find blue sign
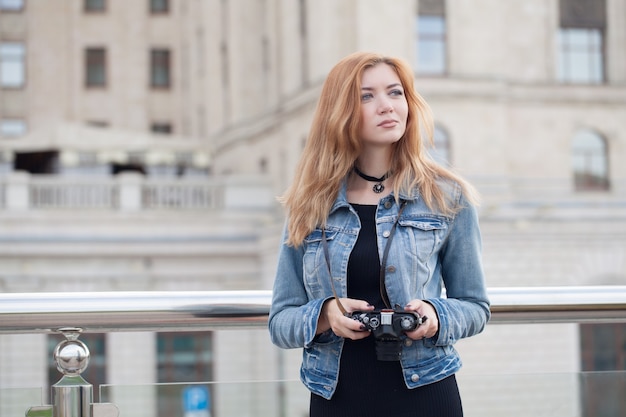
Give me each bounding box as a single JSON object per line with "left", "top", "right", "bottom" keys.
{"left": 183, "top": 386, "right": 210, "bottom": 412}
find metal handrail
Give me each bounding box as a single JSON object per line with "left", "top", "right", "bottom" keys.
{"left": 1, "top": 286, "right": 625, "bottom": 334}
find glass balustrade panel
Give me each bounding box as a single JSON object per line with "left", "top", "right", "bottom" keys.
{"left": 98, "top": 372, "right": 625, "bottom": 417}
{"left": 100, "top": 380, "right": 310, "bottom": 417}
{"left": 0, "top": 388, "right": 43, "bottom": 417}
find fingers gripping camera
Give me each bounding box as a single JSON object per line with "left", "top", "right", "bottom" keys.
{"left": 350, "top": 309, "right": 427, "bottom": 361}
{"left": 350, "top": 309, "right": 425, "bottom": 334}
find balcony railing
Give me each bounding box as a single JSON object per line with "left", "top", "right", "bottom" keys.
{"left": 1, "top": 287, "right": 625, "bottom": 417}
{"left": 3, "top": 173, "right": 626, "bottom": 213}
{"left": 0, "top": 172, "right": 274, "bottom": 211}
{"left": 2, "top": 286, "right": 626, "bottom": 335}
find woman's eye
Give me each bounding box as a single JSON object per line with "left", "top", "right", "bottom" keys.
{"left": 361, "top": 93, "right": 373, "bottom": 101}
{"left": 390, "top": 89, "right": 404, "bottom": 96}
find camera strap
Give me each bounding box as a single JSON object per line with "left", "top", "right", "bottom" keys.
{"left": 321, "top": 201, "right": 407, "bottom": 315}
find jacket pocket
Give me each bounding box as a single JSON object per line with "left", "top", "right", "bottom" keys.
{"left": 302, "top": 228, "right": 337, "bottom": 295}
{"left": 399, "top": 216, "right": 448, "bottom": 261}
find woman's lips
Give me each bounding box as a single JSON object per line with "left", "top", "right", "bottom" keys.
{"left": 378, "top": 119, "right": 398, "bottom": 127}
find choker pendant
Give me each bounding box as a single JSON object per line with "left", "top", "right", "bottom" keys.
{"left": 353, "top": 166, "right": 390, "bottom": 194}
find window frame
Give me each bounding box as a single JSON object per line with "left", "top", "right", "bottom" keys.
{"left": 416, "top": 0, "right": 447, "bottom": 77}
{"left": 150, "top": 48, "right": 171, "bottom": 89}
{"left": 85, "top": 47, "right": 107, "bottom": 88}
{"left": 151, "top": 122, "right": 172, "bottom": 134}
{"left": 558, "top": 0, "right": 606, "bottom": 84}
{"left": 0, "top": 0, "right": 25, "bottom": 12}
{"left": 558, "top": 28, "right": 605, "bottom": 84}
{"left": 0, "top": 118, "right": 26, "bottom": 137}
{"left": 0, "top": 41, "right": 26, "bottom": 89}
{"left": 416, "top": 14, "right": 447, "bottom": 76}
{"left": 150, "top": 0, "right": 169, "bottom": 14}
{"left": 571, "top": 129, "right": 610, "bottom": 192}
{"left": 84, "top": 0, "right": 106, "bottom": 13}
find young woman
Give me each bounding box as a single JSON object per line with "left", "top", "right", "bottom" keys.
{"left": 269, "top": 51, "right": 490, "bottom": 417}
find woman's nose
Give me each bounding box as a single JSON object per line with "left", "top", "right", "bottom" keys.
{"left": 379, "top": 102, "right": 393, "bottom": 114}
{"left": 378, "top": 97, "right": 393, "bottom": 114}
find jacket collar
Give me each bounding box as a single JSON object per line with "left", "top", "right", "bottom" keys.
{"left": 329, "top": 178, "right": 420, "bottom": 214}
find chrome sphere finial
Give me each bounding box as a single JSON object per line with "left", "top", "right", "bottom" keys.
{"left": 53, "top": 327, "right": 90, "bottom": 376}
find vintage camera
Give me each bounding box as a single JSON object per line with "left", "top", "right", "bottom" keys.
{"left": 350, "top": 309, "right": 426, "bottom": 361}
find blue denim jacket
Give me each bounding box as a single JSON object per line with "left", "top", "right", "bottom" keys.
{"left": 268, "top": 179, "right": 490, "bottom": 399}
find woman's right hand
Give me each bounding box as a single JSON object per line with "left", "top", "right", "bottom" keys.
{"left": 316, "top": 298, "right": 375, "bottom": 340}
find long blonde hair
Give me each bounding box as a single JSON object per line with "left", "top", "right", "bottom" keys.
{"left": 281, "top": 52, "right": 477, "bottom": 246}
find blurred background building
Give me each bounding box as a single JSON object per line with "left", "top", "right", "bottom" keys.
{"left": 0, "top": 0, "right": 625, "bottom": 416}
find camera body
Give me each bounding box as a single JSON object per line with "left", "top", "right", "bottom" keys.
{"left": 350, "top": 309, "right": 425, "bottom": 361}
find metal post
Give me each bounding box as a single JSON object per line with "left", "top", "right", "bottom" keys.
{"left": 26, "top": 328, "right": 119, "bottom": 417}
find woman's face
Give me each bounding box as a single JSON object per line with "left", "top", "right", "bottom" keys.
{"left": 358, "top": 63, "right": 408, "bottom": 148}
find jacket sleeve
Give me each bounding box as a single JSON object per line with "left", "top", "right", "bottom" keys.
{"left": 426, "top": 193, "right": 491, "bottom": 347}
{"left": 268, "top": 226, "right": 331, "bottom": 349}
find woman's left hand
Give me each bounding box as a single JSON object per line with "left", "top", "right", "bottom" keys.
{"left": 403, "top": 300, "right": 439, "bottom": 340}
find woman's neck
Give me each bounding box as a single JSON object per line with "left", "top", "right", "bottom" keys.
{"left": 355, "top": 150, "right": 392, "bottom": 178}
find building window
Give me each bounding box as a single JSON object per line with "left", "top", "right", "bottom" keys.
{"left": 0, "top": 0, "right": 24, "bottom": 11}
{"left": 156, "top": 333, "right": 213, "bottom": 417}
{"left": 14, "top": 150, "right": 57, "bottom": 174}
{"left": 0, "top": 150, "right": 12, "bottom": 174}
{"left": 580, "top": 323, "right": 626, "bottom": 417}
{"left": 150, "top": 48, "right": 171, "bottom": 88}
{"left": 558, "top": 0, "right": 606, "bottom": 84}
{"left": 1, "top": 119, "right": 26, "bottom": 137}
{"left": 84, "top": 0, "right": 105, "bottom": 12}
{"left": 85, "top": 47, "right": 106, "bottom": 87}
{"left": 150, "top": 0, "right": 168, "bottom": 14}
{"left": 298, "top": 0, "right": 309, "bottom": 86}
{"left": 0, "top": 42, "right": 25, "bottom": 88}
{"left": 151, "top": 122, "right": 172, "bottom": 134}
{"left": 416, "top": 0, "right": 446, "bottom": 75}
{"left": 48, "top": 334, "right": 106, "bottom": 402}
{"left": 558, "top": 29, "right": 604, "bottom": 83}
{"left": 571, "top": 129, "right": 609, "bottom": 191}
{"left": 86, "top": 120, "right": 109, "bottom": 128}
{"left": 429, "top": 124, "right": 451, "bottom": 166}
{"left": 157, "top": 332, "right": 213, "bottom": 383}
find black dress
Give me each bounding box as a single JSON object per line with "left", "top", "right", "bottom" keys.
{"left": 309, "top": 204, "right": 463, "bottom": 417}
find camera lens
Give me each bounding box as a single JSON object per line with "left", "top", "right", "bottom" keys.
{"left": 400, "top": 316, "right": 415, "bottom": 330}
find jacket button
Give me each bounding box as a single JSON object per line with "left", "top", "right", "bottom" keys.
{"left": 411, "top": 374, "right": 420, "bottom": 382}
{"left": 404, "top": 339, "right": 413, "bottom": 347}
{"left": 382, "top": 230, "right": 390, "bottom": 238}
{"left": 384, "top": 201, "right": 392, "bottom": 209}
{"left": 387, "top": 266, "right": 396, "bottom": 273}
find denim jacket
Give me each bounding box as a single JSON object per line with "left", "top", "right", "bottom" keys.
{"left": 268, "top": 179, "right": 490, "bottom": 400}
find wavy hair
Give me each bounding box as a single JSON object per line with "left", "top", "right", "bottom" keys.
{"left": 281, "top": 51, "right": 478, "bottom": 246}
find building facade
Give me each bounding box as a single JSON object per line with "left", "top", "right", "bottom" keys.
{"left": 1, "top": 0, "right": 625, "bottom": 416}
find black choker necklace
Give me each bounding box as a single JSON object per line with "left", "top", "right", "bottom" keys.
{"left": 353, "top": 166, "right": 390, "bottom": 193}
